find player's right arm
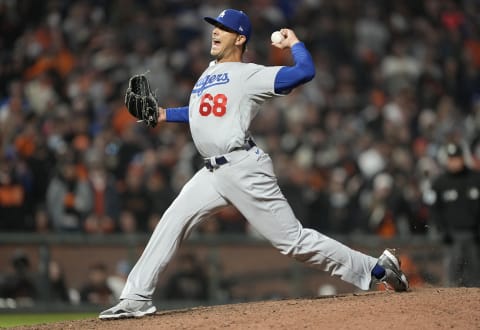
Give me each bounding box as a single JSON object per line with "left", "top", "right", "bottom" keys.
{"left": 158, "top": 106, "right": 189, "bottom": 123}
{"left": 272, "top": 29, "right": 315, "bottom": 94}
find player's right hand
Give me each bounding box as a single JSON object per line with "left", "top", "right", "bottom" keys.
{"left": 271, "top": 28, "right": 300, "bottom": 49}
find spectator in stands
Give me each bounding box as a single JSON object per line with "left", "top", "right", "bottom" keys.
{"left": 165, "top": 253, "right": 209, "bottom": 301}
{"left": 303, "top": 168, "right": 331, "bottom": 233}
{"left": 83, "top": 160, "right": 119, "bottom": 234}
{"left": 0, "top": 250, "right": 37, "bottom": 306}
{"left": 319, "top": 167, "right": 354, "bottom": 234}
{"left": 107, "top": 260, "right": 131, "bottom": 300}
{"left": 117, "top": 209, "right": 138, "bottom": 233}
{"left": 46, "top": 154, "right": 93, "bottom": 232}
{"left": 119, "top": 160, "right": 152, "bottom": 232}
{"left": 359, "top": 172, "right": 415, "bottom": 238}
{"left": 42, "top": 260, "right": 71, "bottom": 303}
{"left": 24, "top": 128, "right": 56, "bottom": 225}
{"left": 79, "top": 263, "right": 114, "bottom": 305}
{"left": 33, "top": 204, "right": 50, "bottom": 233}
{"left": 145, "top": 168, "right": 175, "bottom": 231}
{"left": 0, "top": 160, "right": 27, "bottom": 231}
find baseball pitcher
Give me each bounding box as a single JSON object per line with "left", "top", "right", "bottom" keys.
{"left": 100, "top": 9, "right": 409, "bottom": 319}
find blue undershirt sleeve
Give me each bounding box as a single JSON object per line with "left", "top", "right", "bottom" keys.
{"left": 165, "top": 106, "right": 189, "bottom": 123}
{"left": 274, "top": 42, "right": 315, "bottom": 94}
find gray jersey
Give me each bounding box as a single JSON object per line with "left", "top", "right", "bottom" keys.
{"left": 189, "top": 62, "right": 282, "bottom": 157}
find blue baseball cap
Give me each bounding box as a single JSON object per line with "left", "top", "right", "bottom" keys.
{"left": 204, "top": 9, "right": 251, "bottom": 42}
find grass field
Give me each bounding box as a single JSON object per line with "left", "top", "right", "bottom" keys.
{"left": 0, "top": 313, "right": 97, "bottom": 328}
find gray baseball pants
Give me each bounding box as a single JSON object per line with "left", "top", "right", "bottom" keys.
{"left": 121, "top": 147, "right": 377, "bottom": 300}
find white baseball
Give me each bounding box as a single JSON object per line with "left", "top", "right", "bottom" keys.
{"left": 271, "top": 31, "right": 284, "bottom": 44}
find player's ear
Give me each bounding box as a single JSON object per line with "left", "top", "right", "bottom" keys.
{"left": 235, "top": 35, "right": 247, "bottom": 47}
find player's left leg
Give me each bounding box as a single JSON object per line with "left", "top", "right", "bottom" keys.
{"left": 120, "top": 167, "right": 229, "bottom": 300}
{"left": 100, "top": 168, "right": 229, "bottom": 319}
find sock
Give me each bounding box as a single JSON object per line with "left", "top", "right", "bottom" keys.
{"left": 371, "top": 264, "right": 386, "bottom": 279}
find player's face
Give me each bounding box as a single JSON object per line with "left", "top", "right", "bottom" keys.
{"left": 210, "top": 26, "right": 240, "bottom": 61}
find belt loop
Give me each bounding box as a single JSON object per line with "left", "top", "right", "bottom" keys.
{"left": 205, "top": 156, "right": 228, "bottom": 171}
{"left": 243, "top": 137, "right": 256, "bottom": 150}
{"left": 210, "top": 157, "right": 217, "bottom": 168}
{"left": 206, "top": 157, "right": 217, "bottom": 171}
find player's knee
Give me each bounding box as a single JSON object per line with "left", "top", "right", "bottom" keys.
{"left": 275, "top": 228, "right": 319, "bottom": 262}
{"left": 275, "top": 236, "right": 308, "bottom": 261}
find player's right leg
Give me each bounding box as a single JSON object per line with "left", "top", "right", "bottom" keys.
{"left": 373, "top": 248, "right": 409, "bottom": 291}
{"left": 215, "top": 147, "right": 408, "bottom": 291}
{"left": 99, "top": 168, "right": 228, "bottom": 320}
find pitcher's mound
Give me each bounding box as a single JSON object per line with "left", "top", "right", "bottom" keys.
{"left": 13, "top": 287, "right": 480, "bottom": 329}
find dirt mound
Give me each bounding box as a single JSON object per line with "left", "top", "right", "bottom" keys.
{"left": 13, "top": 287, "right": 480, "bottom": 330}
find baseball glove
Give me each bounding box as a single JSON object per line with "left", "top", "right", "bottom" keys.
{"left": 125, "top": 74, "right": 159, "bottom": 128}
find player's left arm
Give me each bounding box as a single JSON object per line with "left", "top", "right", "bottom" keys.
{"left": 158, "top": 106, "right": 189, "bottom": 123}
{"left": 272, "top": 29, "right": 315, "bottom": 94}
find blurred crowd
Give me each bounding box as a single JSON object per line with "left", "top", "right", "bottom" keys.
{"left": 0, "top": 0, "right": 479, "bottom": 238}
{"left": 0, "top": 249, "right": 216, "bottom": 307}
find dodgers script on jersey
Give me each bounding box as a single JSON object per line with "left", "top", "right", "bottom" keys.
{"left": 189, "top": 62, "right": 282, "bottom": 157}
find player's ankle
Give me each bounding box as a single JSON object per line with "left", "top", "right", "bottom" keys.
{"left": 371, "top": 264, "right": 386, "bottom": 279}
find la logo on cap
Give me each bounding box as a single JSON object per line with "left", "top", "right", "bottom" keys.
{"left": 219, "top": 10, "right": 226, "bottom": 18}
